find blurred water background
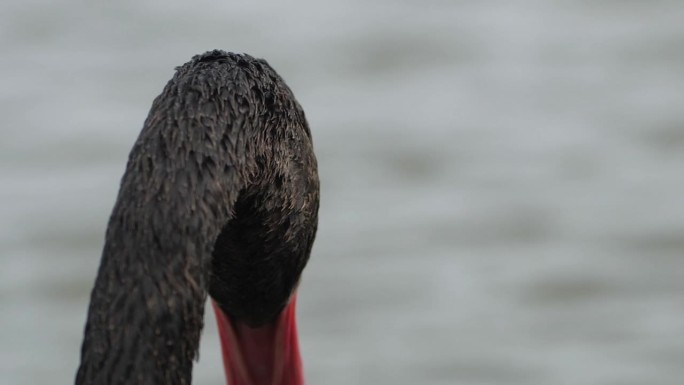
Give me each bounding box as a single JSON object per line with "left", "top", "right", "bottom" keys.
{"left": 1, "top": 1, "right": 683, "bottom": 384}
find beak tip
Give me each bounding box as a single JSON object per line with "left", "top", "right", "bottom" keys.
{"left": 212, "top": 295, "right": 304, "bottom": 385}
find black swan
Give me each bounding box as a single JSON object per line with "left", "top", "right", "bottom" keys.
{"left": 75, "top": 50, "right": 319, "bottom": 385}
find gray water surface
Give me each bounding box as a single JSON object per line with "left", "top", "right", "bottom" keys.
{"left": 2, "top": 1, "right": 684, "bottom": 384}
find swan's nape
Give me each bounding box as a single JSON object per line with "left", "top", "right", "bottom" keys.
{"left": 75, "top": 50, "right": 319, "bottom": 385}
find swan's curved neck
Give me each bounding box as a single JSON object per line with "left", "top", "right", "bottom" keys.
{"left": 75, "top": 188, "right": 230, "bottom": 384}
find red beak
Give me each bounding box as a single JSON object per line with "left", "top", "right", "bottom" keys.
{"left": 212, "top": 295, "right": 304, "bottom": 385}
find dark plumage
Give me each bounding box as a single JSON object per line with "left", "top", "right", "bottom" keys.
{"left": 75, "top": 50, "right": 319, "bottom": 385}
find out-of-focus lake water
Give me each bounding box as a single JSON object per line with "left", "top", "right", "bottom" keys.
{"left": 1, "top": 1, "right": 683, "bottom": 384}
